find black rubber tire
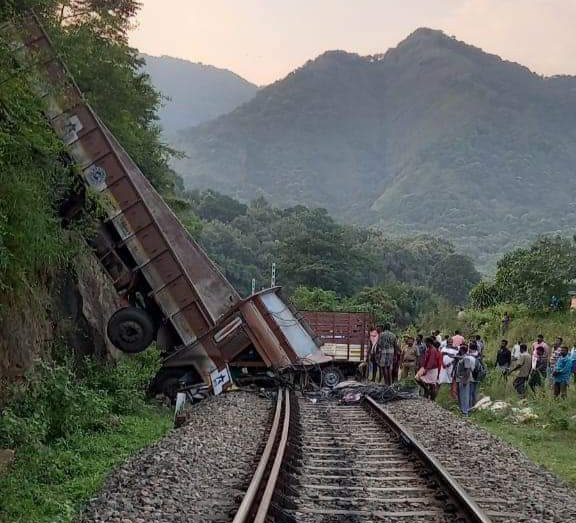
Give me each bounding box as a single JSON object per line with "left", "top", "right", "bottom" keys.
{"left": 107, "top": 307, "right": 155, "bottom": 353}
{"left": 322, "top": 366, "right": 344, "bottom": 388}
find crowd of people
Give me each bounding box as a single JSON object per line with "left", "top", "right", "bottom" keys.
{"left": 363, "top": 325, "right": 575, "bottom": 416}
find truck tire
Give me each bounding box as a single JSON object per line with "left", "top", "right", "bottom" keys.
{"left": 322, "top": 366, "right": 344, "bottom": 388}
{"left": 107, "top": 307, "right": 155, "bottom": 353}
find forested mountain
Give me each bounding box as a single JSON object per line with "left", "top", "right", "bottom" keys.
{"left": 141, "top": 54, "right": 257, "bottom": 136}
{"left": 173, "top": 28, "right": 576, "bottom": 269}
{"left": 169, "top": 189, "right": 480, "bottom": 309}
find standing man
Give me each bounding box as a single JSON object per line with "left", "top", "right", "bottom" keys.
{"left": 415, "top": 334, "right": 426, "bottom": 367}
{"left": 475, "top": 335, "right": 485, "bottom": 358}
{"left": 549, "top": 337, "right": 563, "bottom": 368}
{"left": 507, "top": 344, "right": 531, "bottom": 396}
{"left": 378, "top": 323, "right": 399, "bottom": 386}
{"left": 455, "top": 344, "right": 476, "bottom": 416}
{"left": 366, "top": 327, "right": 380, "bottom": 382}
{"left": 511, "top": 338, "right": 523, "bottom": 363}
{"left": 496, "top": 340, "right": 512, "bottom": 374}
{"left": 552, "top": 346, "right": 572, "bottom": 398}
{"left": 468, "top": 341, "right": 481, "bottom": 407}
{"left": 531, "top": 334, "right": 550, "bottom": 370}
{"left": 530, "top": 340, "right": 549, "bottom": 392}
{"left": 440, "top": 334, "right": 449, "bottom": 349}
{"left": 452, "top": 330, "right": 465, "bottom": 348}
{"left": 400, "top": 337, "right": 418, "bottom": 380}
{"left": 501, "top": 312, "right": 511, "bottom": 334}
{"left": 438, "top": 338, "right": 458, "bottom": 391}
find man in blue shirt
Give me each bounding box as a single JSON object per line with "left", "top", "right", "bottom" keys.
{"left": 552, "top": 346, "right": 572, "bottom": 398}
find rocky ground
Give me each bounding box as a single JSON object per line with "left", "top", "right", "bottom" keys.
{"left": 384, "top": 398, "right": 576, "bottom": 523}
{"left": 77, "top": 391, "right": 271, "bottom": 523}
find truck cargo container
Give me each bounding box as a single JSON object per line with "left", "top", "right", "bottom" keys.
{"left": 2, "top": 12, "right": 330, "bottom": 398}
{"left": 300, "top": 311, "right": 374, "bottom": 386}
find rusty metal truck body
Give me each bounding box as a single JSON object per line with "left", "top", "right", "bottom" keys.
{"left": 300, "top": 311, "right": 374, "bottom": 385}
{"left": 3, "top": 13, "right": 328, "bottom": 396}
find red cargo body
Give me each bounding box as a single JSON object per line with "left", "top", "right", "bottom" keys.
{"left": 300, "top": 311, "right": 374, "bottom": 381}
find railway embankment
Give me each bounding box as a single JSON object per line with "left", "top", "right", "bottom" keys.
{"left": 78, "top": 391, "right": 271, "bottom": 523}
{"left": 385, "top": 398, "right": 576, "bottom": 523}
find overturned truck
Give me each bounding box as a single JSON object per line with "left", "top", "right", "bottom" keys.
{"left": 2, "top": 12, "right": 330, "bottom": 398}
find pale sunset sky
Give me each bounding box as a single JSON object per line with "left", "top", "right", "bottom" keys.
{"left": 130, "top": 0, "right": 576, "bottom": 85}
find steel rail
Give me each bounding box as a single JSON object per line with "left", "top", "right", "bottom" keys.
{"left": 232, "top": 388, "right": 290, "bottom": 523}
{"left": 364, "top": 396, "right": 493, "bottom": 523}
{"left": 253, "top": 390, "right": 290, "bottom": 523}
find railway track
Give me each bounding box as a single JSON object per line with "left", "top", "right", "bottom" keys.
{"left": 233, "top": 389, "right": 495, "bottom": 523}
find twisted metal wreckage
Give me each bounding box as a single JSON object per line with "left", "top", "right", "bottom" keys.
{"left": 1, "top": 12, "right": 335, "bottom": 402}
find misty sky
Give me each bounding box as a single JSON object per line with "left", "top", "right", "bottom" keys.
{"left": 130, "top": 0, "right": 576, "bottom": 85}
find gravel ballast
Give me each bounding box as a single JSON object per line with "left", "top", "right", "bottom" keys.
{"left": 78, "top": 391, "right": 271, "bottom": 523}
{"left": 384, "top": 398, "right": 576, "bottom": 523}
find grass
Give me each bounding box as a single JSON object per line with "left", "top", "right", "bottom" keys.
{"left": 436, "top": 373, "right": 576, "bottom": 487}
{"left": 424, "top": 304, "right": 576, "bottom": 486}
{"left": 476, "top": 419, "right": 576, "bottom": 486}
{"left": 0, "top": 405, "right": 171, "bottom": 523}
{"left": 0, "top": 348, "right": 172, "bottom": 523}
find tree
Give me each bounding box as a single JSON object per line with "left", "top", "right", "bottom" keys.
{"left": 469, "top": 281, "right": 500, "bottom": 309}
{"left": 347, "top": 283, "right": 440, "bottom": 327}
{"left": 192, "top": 190, "right": 248, "bottom": 224}
{"left": 275, "top": 208, "right": 365, "bottom": 295}
{"left": 430, "top": 253, "right": 481, "bottom": 304}
{"left": 493, "top": 236, "right": 576, "bottom": 308}
{"left": 1, "top": 0, "right": 180, "bottom": 195}
{"left": 291, "top": 287, "right": 340, "bottom": 311}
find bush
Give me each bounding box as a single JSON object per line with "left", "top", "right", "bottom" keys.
{"left": 469, "top": 281, "right": 501, "bottom": 309}
{"left": 0, "top": 348, "right": 163, "bottom": 449}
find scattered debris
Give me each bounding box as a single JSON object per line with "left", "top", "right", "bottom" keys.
{"left": 472, "top": 396, "right": 492, "bottom": 410}
{"left": 510, "top": 407, "right": 539, "bottom": 424}
{"left": 471, "top": 396, "right": 538, "bottom": 424}
{"left": 327, "top": 381, "right": 419, "bottom": 403}
{"left": 471, "top": 396, "right": 510, "bottom": 412}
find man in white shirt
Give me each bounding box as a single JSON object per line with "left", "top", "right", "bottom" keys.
{"left": 511, "top": 338, "right": 523, "bottom": 362}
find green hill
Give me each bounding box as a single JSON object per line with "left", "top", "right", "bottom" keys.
{"left": 173, "top": 28, "right": 576, "bottom": 269}
{"left": 141, "top": 54, "right": 257, "bottom": 137}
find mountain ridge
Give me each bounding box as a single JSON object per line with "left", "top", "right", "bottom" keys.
{"left": 171, "top": 29, "right": 576, "bottom": 269}
{"left": 141, "top": 53, "right": 258, "bottom": 136}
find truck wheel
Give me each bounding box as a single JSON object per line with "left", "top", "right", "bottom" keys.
{"left": 322, "top": 366, "right": 344, "bottom": 387}
{"left": 107, "top": 307, "right": 155, "bottom": 353}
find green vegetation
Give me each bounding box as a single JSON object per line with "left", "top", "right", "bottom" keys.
{"left": 0, "top": 348, "right": 171, "bottom": 523}
{"left": 0, "top": 44, "right": 78, "bottom": 293}
{"left": 293, "top": 283, "right": 440, "bottom": 327}
{"left": 0, "top": 4, "right": 178, "bottom": 522}
{"left": 477, "top": 416, "right": 576, "bottom": 487}
{"left": 469, "top": 236, "right": 576, "bottom": 310}
{"left": 174, "top": 190, "right": 480, "bottom": 310}
{"left": 0, "top": 0, "right": 180, "bottom": 294}
{"left": 172, "top": 28, "right": 576, "bottom": 270}
{"left": 427, "top": 235, "right": 576, "bottom": 486}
